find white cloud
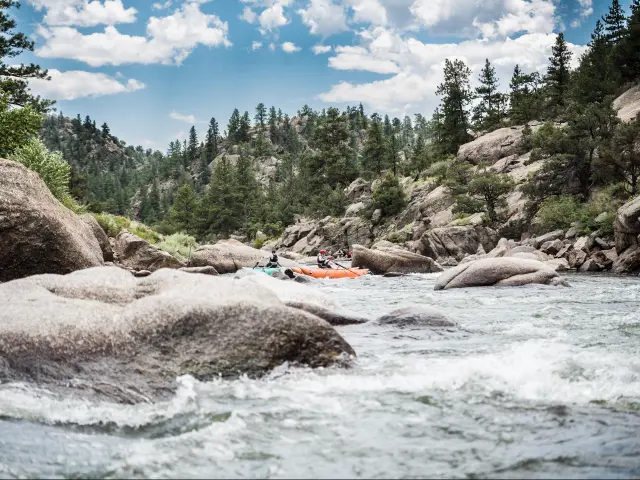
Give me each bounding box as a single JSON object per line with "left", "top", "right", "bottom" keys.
{"left": 281, "top": 41, "right": 301, "bottom": 52}
{"left": 240, "top": 6, "right": 258, "bottom": 23}
{"left": 252, "top": 40, "right": 263, "bottom": 50}
{"left": 152, "top": 0, "right": 172, "bottom": 10}
{"left": 269, "top": 42, "right": 276, "bottom": 50}
{"left": 28, "top": 69, "right": 145, "bottom": 100}
{"left": 27, "top": 0, "right": 137, "bottom": 27}
{"left": 35, "top": 2, "right": 231, "bottom": 66}
{"left": 170, "top": 111, "right": 200, "bottom": 124}
{"left": 345, "top": 0, "right": 388, "bottom": 26}
{"left": 298, "top": 0, "right": 348, "bottom": 36}
{"left": 259, "top": 1, "right": 290, "bottom": 32}
{"left": 313, "top": 44, "right": 332, "bottom": 54}
{"left": 319, "top": 29, "right": 586, "bottom": 115}
{"left": 408, "top": 0, "right": 557, "bottom": 38}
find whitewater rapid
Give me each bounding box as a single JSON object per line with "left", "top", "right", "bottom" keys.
{"left": 1, "top": 272, "right": 639, "bottom": 478}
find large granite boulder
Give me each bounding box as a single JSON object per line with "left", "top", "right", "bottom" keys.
{"left": 434, "top": 257, "right": 567, "bottom": 290}
{"left": 0, "top": 267, "right": 354, "bottom": 404}
{"left": 613, "top": 84, "right": 640, "bottom": 123}
{"left": 614, "top": 196, "right": 640, "bottom": 253}
{"left": 115, "top": 230, "right": 184, "bottom": 272}
{"left": 457, "top": 126, "right": 527, "bottom": 165}
{"left": 191, "top": 239, "right": 296, "bottom": 273}
{"left": 418, "top": 225, "right": 499, "bottom": 262}
{"left": 351, "top": 243, "right": 443, "bottom": 274}
{"left": 81, "top": 214, "right": 114, "bottom": 262}
{"left": 0, "top": 159, "right": 103, "bottom": 282}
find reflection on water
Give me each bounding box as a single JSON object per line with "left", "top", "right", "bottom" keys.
{"left": 1, "top": 273, "right": 640, "bottom": 479}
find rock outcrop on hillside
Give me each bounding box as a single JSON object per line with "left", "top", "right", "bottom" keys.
{"left": 457, "top": 125, "right": 531, "bottom": 165}
{"left": 115, "top": 230, "right": 185, "bottom": 272}
{"left": 0, "top": 267, "right": 355, "bottom": 403}
{"left": 351, "top": 243, "right": 443, "bottom": 274}
{"left": 0, "top": 159, "right": 104, "bottom": 282}
{"left": 417, "top": 225, "right": 499, "bottom": 264}
{"left": 434, "top": 257, "right": 567, "bottom": 290}
{"left": 613, "top": 84, "right": 640, "bottom": 123}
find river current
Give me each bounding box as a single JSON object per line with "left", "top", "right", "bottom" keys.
{"left": 1, "top": 272, "right": 639, "bottom": 478}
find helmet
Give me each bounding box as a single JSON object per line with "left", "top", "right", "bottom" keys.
{"left": 272, "top": 249, "right": 276, "bottom": 254}
{"left": 320, "top": 250, "right": 327, "bottom": 254}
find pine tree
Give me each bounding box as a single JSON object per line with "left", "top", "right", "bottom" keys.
{"left": 544, "top": 33, "right": 573, "bottom": 117}
{"left": 410, "top": 134, "right": 429, "bottom": 175}
{"left": 239, "top": 111, "right": 251, "bottom": 143}
{"left": 198, "top": 155, "right": 241, "bottom": 237}
{"left": 254, "top": 103, "right": 268, "bottom": 155}
{"left": 312, "top": 107, "right": 356, "bottom": 188}
{"left": 204, "top": 117, "right": 218, "bottom": 164}
{"left": 235, "top": 151, "right": 259, "bottom": 233}
{"left": 619, "top": 1, "right": 640, "bottom": 82}
{"left": 383, "top": 114, "right": 392, "bottom": 137}
{"left": 571, "top": 20, "right": 618, "bottom": 105}
{"left": 227, "top": 109, "right": 240, "bottom": 143}
{"left": 402, "top": 115, "right": 413, "bottom": 149}
{"left": 169, "top": 183, "right": 197, "bottom": 232}
{"left": 146, "top": 180, "right": 162, "bottom": 223}
{"left": 268, "top": 105, "right": 278, "bottom": 144}
{"left": 83, "top": 115, "right": 92, "bottom": 131}
{"left": 509, "top": 65, "right": 542, "bottom": 124}
{"left": 362, "top": 114, "right": 387, "bottom": 176}
{"left": 436, "top": 58, "right": 473, "bottom": 154}
{"left": 0, "top": 1, "right": 53, "bottom": 113}
{"left": 387, "top": 130, "right": 400, "bottom": 176}
{"left": 473, "top": 59, "right": 503, "bottom": 131}
{"left": 602, "top": 0, "right": 627, "bottom": 43}
{"left": 603, "top": 116, "right": 640, "bottom": 194}
{"left": 187, "top": 126, "right": 198, "bottom": 165}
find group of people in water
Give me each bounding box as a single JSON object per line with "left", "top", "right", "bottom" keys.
{"left": 265, "top": 248, "right": 352, "bottom": 269}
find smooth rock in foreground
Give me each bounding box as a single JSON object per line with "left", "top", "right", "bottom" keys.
{"left": 352, "top": 243, "right": 443, "bottom": 274}
{"left": 434, "top": 257, "right": 568, "bottom": 290}
{"left": 0, "top": 267, "right": 354, "bottom": 404}
{"left": 0, "top": 159, "right": 104, "bottom": 282}
{"left": 376, "top": 306, "right": 457, "bottom": 329}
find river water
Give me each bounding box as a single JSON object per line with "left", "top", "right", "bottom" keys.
{"left": 1, "top": 272, "right": 640, "bottom": 478}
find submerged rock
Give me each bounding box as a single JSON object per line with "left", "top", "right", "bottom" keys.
{"left": 434, "top": 257, "right": 568, "bottom": 290}
{"left": 0, "top": 267, "right": 354, "bottom": 404}
{"left": 0, "top": 159, "right": 104, "bottom": 282}
{"left": 376, "top": 306, "right": 457, "bottom": 329}
{"left": 179, "top": 266, "right": 219, "bottom": 275}
{"left": 115, "top": 230, "right": 184, "bottom": 272}
{"left": 285, "top": 301, "right": 367, "bottom": 326}
{"left": 351, "top": 244, "right": 443, "bottom": 274}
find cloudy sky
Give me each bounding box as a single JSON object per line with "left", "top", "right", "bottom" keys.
{"left": 14, "top": 0, "right": 623, "bottom": 150}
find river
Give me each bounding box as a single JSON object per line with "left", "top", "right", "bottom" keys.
{"left": 1, "top": 272, "right": 639, "bottom": 478}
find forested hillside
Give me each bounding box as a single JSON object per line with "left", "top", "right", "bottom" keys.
{"left": 39, "top": 0, "right": 640, "bottom": 246}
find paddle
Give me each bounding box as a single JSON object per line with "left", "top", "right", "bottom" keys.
{"left": 330, "top": 259, "right": 360, "bottom": 275}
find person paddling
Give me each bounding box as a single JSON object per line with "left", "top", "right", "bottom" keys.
{"left": 266, "top": 249, "right": 280, "bottom": 268}
{"left": 317, "top": 250, "right": 331, "bottom": 269}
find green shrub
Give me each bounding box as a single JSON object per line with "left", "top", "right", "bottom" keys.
{"left": 156, "top": 232, "right": 198, "bottom": 261}
{"left": 0, "top": 92, "right": 42, "bottom": 158}
{"left": 92, "top": 213, "right": 161, "bottom": 243}
{"left": 372, "top": 174, "right": 406, "bottom": 217}
{"left": 9, "top": 138, "right": 71, "bottom": 201}
{"left": 252, "top": 237, "right": 267, "bottom": 249}
{"left": 533, "top": 195, "right": 583, "bottom": 232}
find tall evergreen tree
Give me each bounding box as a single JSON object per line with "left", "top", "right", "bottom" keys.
{"left": 169, "top": 183, "right": 197, "bottom": 232}
{"left": 239, "top": 111, "right": 251, "bottom": 143}
{"left": 187, "top": 126, "right": 198, "bottom": 165}
{"left": 312, "top": 107, "right": 356, "bottom": 188}
{"left": 198, "top": 155, "right": 240, "bottom": 237}
{"left": 383, "top": 114, "right": 392, "bottom": 137}
{"left": 362, "top": 114, "right": 387, "bottom": 176}
{"left": 473, "top": 59, "right": 503, "bottom": 131}
{"left": 602, "top": 0, "right": 627, "bottom": 43}
{"left": 619, "top": 1, "right": 640, "bottom": 82}
{"left": 544, "top": 33, "right": 573, "bottom": 117}
{"left": 436, "top": 58, "right": 473, "bottom": 154}
{"left": 101, "top": 122, "right": 110, "bottom": 137}
{"left": 268, "top": 105, "right": 278, "bottom": 143}
{"left": 204, "top": 117, "right": 219, "bottom": 164}
{"left": 227, "top": 109, "right": 240, "bottom": 143}
{"left": 0, "top": 1, "right": 53, "bottom": 113}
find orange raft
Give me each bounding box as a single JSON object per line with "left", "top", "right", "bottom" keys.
{"left": 291, "top": 266, "right": 369, "bottom": 279}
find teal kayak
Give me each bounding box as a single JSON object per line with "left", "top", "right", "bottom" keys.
{"left": 242, "top": 267, "right": 284, "bottom": 276}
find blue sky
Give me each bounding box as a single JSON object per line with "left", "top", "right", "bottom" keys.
{"left": 13, "top": 0, "right": 627, "bottom": 151}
